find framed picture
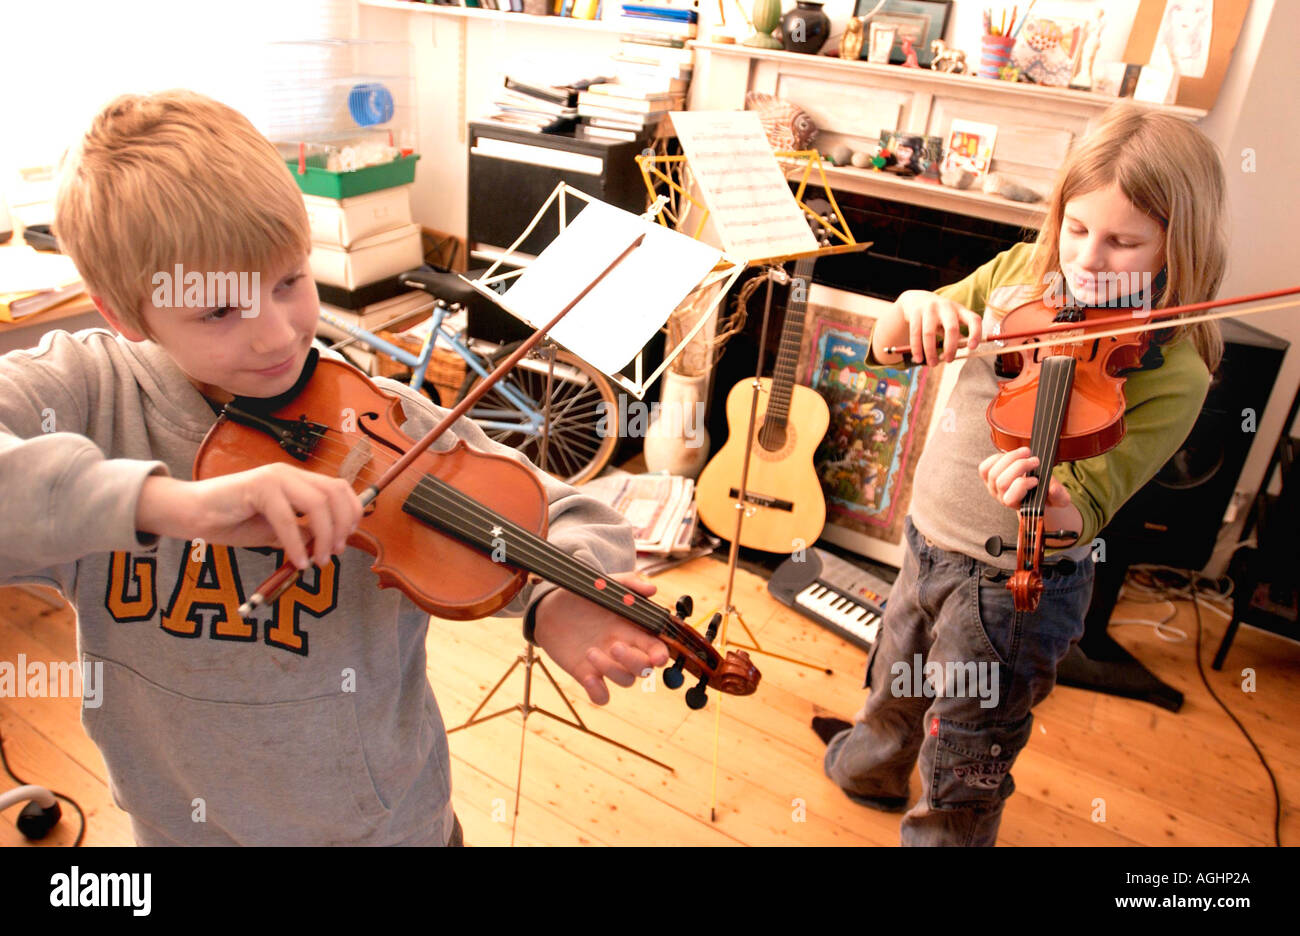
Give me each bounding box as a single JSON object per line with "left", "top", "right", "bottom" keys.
{"left": 853, "top": 0, "right": 953, "bottom": 66}
{"left": 940, "top": 118, "right": 998, "bottom": 177}
{"left": 1123, "top": 0, "right": 1251, "bottom": 110}
{"left": 796, "top": 285, "right": 942, "bottom": 567}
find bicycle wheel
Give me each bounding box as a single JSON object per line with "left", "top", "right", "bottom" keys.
{"left": 458, "top": 342, "right": 621, "bottom": 485}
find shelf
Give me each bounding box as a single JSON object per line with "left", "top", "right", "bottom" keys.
{"left": 358, "top": 0, "right": 697, "bottom": 38}
{"left": 689, "top": 42, "right": 1208, "bottom": 121}
{"left": 812, "top": 165, "right": 1047, "bottom": 229}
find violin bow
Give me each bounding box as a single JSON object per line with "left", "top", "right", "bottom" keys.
{"left": 239, "top": 233, "right": 646, "bottom": 615}
{"left": 882, "top": 285, "right": 1300, "bottom": 362}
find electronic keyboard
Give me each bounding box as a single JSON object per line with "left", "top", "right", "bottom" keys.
{"left": 767, "top": 548, "right": 892, "bottom": 652}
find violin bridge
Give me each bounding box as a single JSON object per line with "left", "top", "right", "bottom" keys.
{"left": 338, "top": 437, "right": 373, "bottom": 484}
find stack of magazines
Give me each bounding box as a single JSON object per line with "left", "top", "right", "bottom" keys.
{"left": 486, "top": 76, "right": 581, "bottom": 133}
{"left": 579, "top": 471, "right": 717, "bottom": 563}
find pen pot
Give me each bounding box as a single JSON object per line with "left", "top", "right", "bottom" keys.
{"left": 978, "top": 33, "right": 1016, "bottom": 79}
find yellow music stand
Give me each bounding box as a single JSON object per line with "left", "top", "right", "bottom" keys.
{"left": 637, "top": 146, "right": 873, "bottom": 819}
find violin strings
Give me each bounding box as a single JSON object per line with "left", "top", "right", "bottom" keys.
{"left": 402, "top": 479, "right": 706, "bottom": 651}
{"left": 253, "top": 423, "right": 703, "bottom": 651}
{"left": 1022, "top": 354, "right": 1074, "bottom": 569}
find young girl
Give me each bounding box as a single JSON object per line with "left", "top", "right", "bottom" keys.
{"left": 816, "top": 100, "right": 1226, "bottom": 846}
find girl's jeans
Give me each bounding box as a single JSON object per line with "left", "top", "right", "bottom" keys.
{"left": 823, "top": 516, "right": 1094, "bottom": 846}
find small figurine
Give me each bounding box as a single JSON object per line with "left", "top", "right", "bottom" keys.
{"left": 840, "top": 15, "right": 866, "bottom": 61}
{"left": 900, "top": 36, "right": 920, "bottom": 68}
{"left": 929, "top": 39, "right": 968, "bottom": 74}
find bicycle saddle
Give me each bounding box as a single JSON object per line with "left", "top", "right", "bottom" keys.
{"left": 399, "top": 267, "right": 494, "bottom": 317}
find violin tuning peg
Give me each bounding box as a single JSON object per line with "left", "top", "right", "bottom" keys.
{"left": 985, "top": 535, "right": 1008, "bottom": 558}
{"left": 704, "top": 612, "right": 722, "bottom": 643}
{"left": 663, "top": 656, "right": 686, "bottom": 690}
{"left": 685, "top": 675, "right": 709, "bottom": 710}
{"left": 675, "top": 595, "right": 693, "bottom": 619}
{"left": 1045, "top": 530, "right": 1080, "bottom": 542}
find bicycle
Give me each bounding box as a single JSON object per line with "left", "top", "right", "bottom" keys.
{"left": 315, "top": 267, "right": 621, "bottom": 485}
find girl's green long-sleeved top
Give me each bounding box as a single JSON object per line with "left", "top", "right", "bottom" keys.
{"left": 905, "top": 243, "right": 1211, "bottom": 568}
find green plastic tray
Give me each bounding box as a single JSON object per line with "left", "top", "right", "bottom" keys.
{"left": 287, "top": 153, "right": 419, "bottom": 199}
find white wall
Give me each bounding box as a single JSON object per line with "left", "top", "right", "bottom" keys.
{"left": 0, "top": 0, "right": 357, "bottom": 214}
{"left": 1196, "top": 0, "right": 1298, "bottom": 486}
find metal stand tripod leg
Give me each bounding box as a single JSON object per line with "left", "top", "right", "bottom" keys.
{"left": 445, "top": 341, "right": 671, "bottom": 847}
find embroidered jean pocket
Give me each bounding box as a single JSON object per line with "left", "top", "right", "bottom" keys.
{"left": 929, "top": 714, "right": 1033, "bottom": 811}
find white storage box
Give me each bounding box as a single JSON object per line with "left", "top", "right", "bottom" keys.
{"left": 310, "top": 222, "right": 423, "bottom": 290}
{"left": 304, "top": 186, "right": 414, "bottom": 248}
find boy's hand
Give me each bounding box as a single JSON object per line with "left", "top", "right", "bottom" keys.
{"left": 532, "top": 572, "right": 671, "bottom": 706}
{"left": 137, "top": 466, "right": 364, "bottom": 569}
{"left": 978, "top": 447, "right": 1072, "bottom": 510}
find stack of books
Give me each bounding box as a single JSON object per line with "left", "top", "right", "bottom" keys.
{"left": 552, "top": 0, "right": 602, "bottom": 17}
{"left": 484, "top": 76, "right": 581, "bottom": 134}
{"left": 575, "top": 34, "right": 693, "bottom": 142}
{"left": 617, "top": 0, "right": 699, "bottom": 35}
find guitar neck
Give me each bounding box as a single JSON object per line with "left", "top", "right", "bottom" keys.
{"left": 767, "top": 256, "right": 817, "bottom": 426}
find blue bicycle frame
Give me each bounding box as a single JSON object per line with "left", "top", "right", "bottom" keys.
{"left": 318, "top": 305, "right": 545, "bottom": 437}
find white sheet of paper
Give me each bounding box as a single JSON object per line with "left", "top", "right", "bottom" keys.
{"left": 501, "top": 199, "right": 722, "bottom": 375}
{"left": 668, "top": 110, "right": 818, "bottom": 262}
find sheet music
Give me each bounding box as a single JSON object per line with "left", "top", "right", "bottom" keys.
{"left": 501, "top": 199, "right": 722, "bottom": 375}
{"left": 669, "top": 110, "right": 818, "bottom": 261}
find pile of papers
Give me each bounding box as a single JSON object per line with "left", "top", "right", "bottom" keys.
{"left": 579, "top": 470, "right": 702, "bottom": 556}
{"left": 0, "top": 247, "right": 85, "bottom": 322}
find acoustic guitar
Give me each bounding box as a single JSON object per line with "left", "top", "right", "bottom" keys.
{"left": 695, "top": 253, "right": 829, "bottom": 553}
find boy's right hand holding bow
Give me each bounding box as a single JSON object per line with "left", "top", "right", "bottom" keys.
{"left": 136, "top": 465, "right": 365, "bottom": 570}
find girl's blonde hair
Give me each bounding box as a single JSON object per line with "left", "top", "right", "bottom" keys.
{"left": 55, "top": 90, "right": 311, "bottom": 339}
{"left": 1032, "top": 99, "right": 1225, "bottom": 372}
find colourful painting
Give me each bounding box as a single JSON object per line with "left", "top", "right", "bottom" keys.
{"left": 797, "top": 299, "right": 937, "bottom": 549}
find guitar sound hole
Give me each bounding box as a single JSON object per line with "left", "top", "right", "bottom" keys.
{"left": 757, "top": 421, "right": 788, "bottom": 452}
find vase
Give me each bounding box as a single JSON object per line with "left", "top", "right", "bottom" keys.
{"left": 744, "top": 0, "right": 784, "bottom": 49}
{"left": 780, "top": 1, "right": 831, "bottom": 55}
{"left": 643, "top": 370, "right": 711, "bottom": 479}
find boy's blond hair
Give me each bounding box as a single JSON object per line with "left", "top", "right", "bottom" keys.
{"left": 1032, "top": 99, "right": 1225, "bottom": 372}
{"left": 55, "top": 90, "right": 311, "bottom": 339}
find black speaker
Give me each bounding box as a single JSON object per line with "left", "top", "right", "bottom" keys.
{"left": 1102, "top": 317, "right": 1289, "bottom": 570}
{"left": 1061, "top": 317, "right": 1290, "bottom": 711}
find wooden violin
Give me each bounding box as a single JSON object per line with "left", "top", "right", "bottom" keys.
{"left": 981, "top": 297, "right": 1149, "bottom": 613}
{"left": 192, "top": 349, "right": 760, "bottom": 708}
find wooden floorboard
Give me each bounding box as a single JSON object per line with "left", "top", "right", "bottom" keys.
{"left": 2, "top": 555, "right": 1296, "bottom": 846}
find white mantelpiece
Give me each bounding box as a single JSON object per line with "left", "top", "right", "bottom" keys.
{"left": 688, "top": 42, "right": 1207, "bottom": 229}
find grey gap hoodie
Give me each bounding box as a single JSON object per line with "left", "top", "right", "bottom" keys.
{"left": 0, "top": 327, "right": 635, "bottom": 845}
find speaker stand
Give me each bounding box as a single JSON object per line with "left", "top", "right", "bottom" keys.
{"left": 1056, "top": 554, "right": 1184, "bottom": 712}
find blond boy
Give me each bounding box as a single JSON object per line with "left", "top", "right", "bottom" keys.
{"left": 0, "top": 90, "right": 667, "bottom": 845}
